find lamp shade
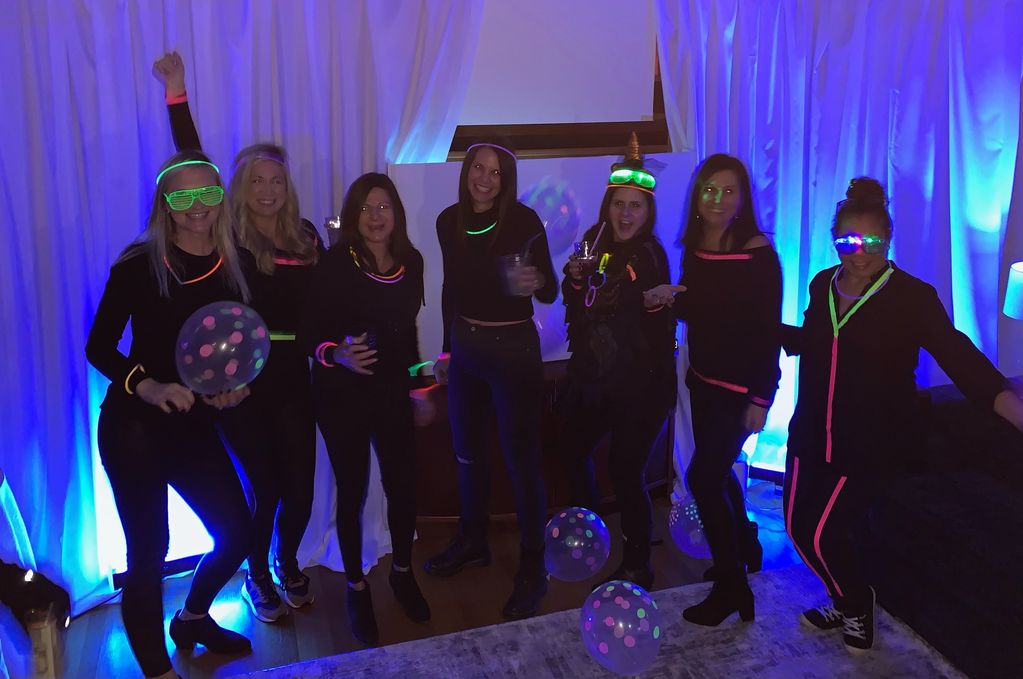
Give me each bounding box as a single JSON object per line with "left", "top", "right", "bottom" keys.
{"left": 1005, "top": 261, "right": 1023, "bottom": 320}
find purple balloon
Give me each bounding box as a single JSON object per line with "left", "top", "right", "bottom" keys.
{"left": 519, "top": 178, "right": 582, "bottom": 257}
{"left": 668, "top": 495, "right": 712, "bottom": 560}
{"left": 544, "top": 507, "right": 610, "bottom": 582}
{"left": 580, "top": 580, "right": 662, "bottom": 675}
{"left": 176, "top": 301, "right": 270, "bottom": 395}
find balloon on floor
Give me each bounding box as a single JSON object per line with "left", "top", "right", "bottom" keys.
{"left": 668, "top": 494, "right": 712, "bottom": 560}
{"left": 176, "top": 301, "right": 270, "bottom": 395}
{"left": 544, "top": 507, "right": 610, "bottom": 582}
{"left": 579, "top": 580, "right": 662, "bottom": 675}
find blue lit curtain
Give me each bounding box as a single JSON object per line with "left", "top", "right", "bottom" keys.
{"left": 0, "top": 0, "right": 482, "bottom": 612}
{"left": 656, "top": 0, "right": 1023, "bottom": 470}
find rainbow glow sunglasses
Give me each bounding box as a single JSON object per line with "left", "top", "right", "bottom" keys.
{"left": 164, "top": 185, "right": 225, "bottom": 211}
{"left": 833, "top": 232, "right": 889, "bottom": 255}
{"left": 608, "top": 168, "right": 656, "bottom": 190}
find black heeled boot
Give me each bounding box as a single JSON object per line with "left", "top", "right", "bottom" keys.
{"left": 682, "top": 570, "right": 755, "bottom": 626}
{"left": 597, "top": 536, "right": 654, "bottom": 591}
{"left": 168, "top": 610, "right": 251, "bottom": 654}
{"left": 389, "top": 567, "right": 431, "bottom": 623}
{"left": 502, "top": 548, "right": 548, "bottom": 620}
{"left": 703, "top": 522, "right": 762, "bottom": 581}
{"left": 346, "top": 582, "right": 379, "bottom": 645}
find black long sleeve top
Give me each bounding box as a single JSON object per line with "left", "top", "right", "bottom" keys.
{"left": 785, "top": 263, "right": 1009, "bottom": 475}
{"left": 436, "top": 202, "right": 558, "bottom": 353}
{"left": 299, "top": 246, "right": 425, "bottom": 390}
{"left": 561, "top": 229, "right": 677, "bottom": 409}
{"left": 165, "top": 99, "right": 323, "bottom": 392}
{"left": 86, "top": 246, "right": 256, "bottom": 421}
{"left": 673, "top": 245, "right": 783, "bottom": 406}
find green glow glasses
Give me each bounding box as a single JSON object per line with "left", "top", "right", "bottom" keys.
{"left": 164, "top": 185, "right": 225, "bottom": 211}
{"left": 833, "top": 232, "right": 889, "bottom": 255}
{"left": 608, "top": 168, "right": 656, "bottom": 190}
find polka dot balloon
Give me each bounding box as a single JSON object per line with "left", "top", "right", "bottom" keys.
{"left": 668, "top": 494, "right": 712, "bottom": 560}
{"left": 544, "top": 507, "right": 610, "bottom": 582}
{"left": 175, "top": 301, "right": 271, "bottom": 395}
{"left": 579, "top": 580, "right": 662, "bottom": 675}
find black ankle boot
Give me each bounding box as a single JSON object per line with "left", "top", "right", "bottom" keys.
{"left": 389, "top": 568, "right": 431, "bottom": 623}
{"left": 703, "top": 522, "right": 763, "bottom": 581}
{"left": 598, "top": 537, "right": 654, "bottom": 590}
{"left": 502, "top": 550, "right": 548, "bottom": 620}
{"left": 168, "top": 610, "right": 251, "bottom": 654}
{"left": 682, "top": 572, "right": 755, "bottom": 627}
{"left": 423, "top": 535, "right": 490, "bottom": 577}
{"left": 346, "top": 582, "right": 379, "bottom": 645}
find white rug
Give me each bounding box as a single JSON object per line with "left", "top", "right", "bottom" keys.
{"left": 231, "top": 565, "right": 964, "bottom": 679}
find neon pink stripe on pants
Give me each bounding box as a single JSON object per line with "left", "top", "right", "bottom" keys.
{"left": 812, "top": 475, "right": 849, "bottom": 598}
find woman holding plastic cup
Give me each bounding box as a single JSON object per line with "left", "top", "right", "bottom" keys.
{"left": 560, "top": 134, "right": 679, "bottom": 590}
{"left": 423, "top": 141, "right": 558, "bottom": 621}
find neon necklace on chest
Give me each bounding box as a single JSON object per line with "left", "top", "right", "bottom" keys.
{"left": 584, "top": 253, "right": 614, "bottom": 307}
{"left": 164, "top": 255, "right": 223, "bottom": 285}
{"left": 349, "top": 247, "right": 405, "bottom": 284}
{"left": 466, "top": 221, "right": 497, "bottom": 236}
{"left": 828, "top": 265, "right": 893, "bottom": 335}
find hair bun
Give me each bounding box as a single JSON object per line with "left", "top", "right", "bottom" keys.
{"left": 845, "top": 177, "right": 887, "bottom": 206}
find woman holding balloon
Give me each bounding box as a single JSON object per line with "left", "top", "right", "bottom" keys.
{"left": 423, "top": 141, "right": 558, "bottom": 621}
{"left": 299, "top": 173, "right": 430, "bottom": 645}
{"left": 86, "top": 150, "right": 256, "bottom": 679}
{"left": 152, "top": 52, "right": 323, "bottom": 623}
{"left": 559, "top": 135, "right": 678, "bottom": 591}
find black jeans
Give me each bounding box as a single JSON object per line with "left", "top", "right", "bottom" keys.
{"left": 316, "top": 376, "right": 417, "bottom": 581}
{"left": 561, "top": 391, "right": 668, "bottom": 553}
{"left": 218, "top": 387, "right": 316, "bottom": 575}
{"left": 98, "top": 406, "right": 250, "bottom": 678}
{"left": 448, "top": 318, "right": 546, "bottom": 556}
{"left": 685, "top": 376, "right": 754, "bottom": 575}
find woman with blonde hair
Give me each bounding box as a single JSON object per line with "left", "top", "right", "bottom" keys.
{"left": 152, "top": 51, "right": 323, "bottom": 623}
{"left": 86, "top": 150, "right": 255, "bottom": 678}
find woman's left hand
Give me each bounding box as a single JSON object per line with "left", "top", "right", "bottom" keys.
{"left": 514, "top": 266, "right": 545, "bottom": 296}
{"left": 742, "top": 403, "right": 768, "bottom": 433}
{"left": 203, "top": 386, "right": 251, "bottom": 410}
{"left": 994, "top": 388, "right": 1023, "bottom": 433}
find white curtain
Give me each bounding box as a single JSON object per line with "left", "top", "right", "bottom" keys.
{"left": 0, "top": 0, "right": 482, "bottom": 611}
{"left": 656, "top": 0, "right": 1023, "bottom": 473}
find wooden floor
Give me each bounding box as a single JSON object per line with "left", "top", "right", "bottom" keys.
{"left": 11, "top": 490, "right": 798, "bottom": 679}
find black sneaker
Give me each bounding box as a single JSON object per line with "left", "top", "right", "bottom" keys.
{"left": 842, "top": 587, "right": 876, "bottom": 653}
{"left": 241, "top": 570, "right": 287, "bottom": 623}
{"left": 275, "top": 561, "right": 314, "bottom": 608}
{"left": 800, "top": 602, "right": 844, "bottom": 630}
{"left": 423, "top": 535, "right": 490, "bottom": 577}
{"left": 502, "top": 569, "right": 549, "bottom": 620}
{"left": 389, "top": 568, "right": 431, "bottom": 622}
{"left": 346, "top": 583, "right": 379, "bottom": 645}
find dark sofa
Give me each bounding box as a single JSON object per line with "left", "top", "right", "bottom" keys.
{"left": 866, "top": 377, "right": 1023, "bottom": 679}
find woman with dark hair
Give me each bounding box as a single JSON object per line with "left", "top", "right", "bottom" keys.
{"left": 299, "top": 173, "right": 429, "bottom": 645}
{"left": 784, "top": 177, "right": 1023, "bottom": 653}
{"left": 560, "top": 135, "right": 679, "bottom": 590}
{"left": 152, "top": 52, "right": 323, "bottom": 622}
{"left": 86, "top": 150, "right": 255, "bottom": 679}
{"left": 423, "top": 142, "right": 558, "bottom": 621}
{"left": 658, "top": 153, "right": 782, "bottom": 626}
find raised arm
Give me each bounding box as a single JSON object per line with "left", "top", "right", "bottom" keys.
{"left": 152, "top": 51, "right": 202, "bottom": 151}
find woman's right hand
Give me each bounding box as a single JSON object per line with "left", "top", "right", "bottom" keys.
{"left": 136, "top": 378, "right": 195, "bottom": 414}
{"left": 433, "top": 354, "right": 451, "bottom": 385}
{"left": 333, "top": 333, "right": 378, "bottom": 375}
{"left": 152, "top": 51, "right": 186, "bottom": 98}
{"left": 643, "top": 283, "right": 687, "bottom": 308}
{"left": 567, "top": 257, "right": 584, "bottom": 281}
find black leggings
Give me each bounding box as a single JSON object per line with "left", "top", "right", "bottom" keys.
{"left": 98, "top": 406, "right": 250, "bottom": 678}
{"left": 316, "top": 378, "right": 417, "bottom": 581}
{"left": 784, "top": 453, "right": 878, "bottom": 614}
{"left": 561, "top": 391, "right": 668, "bottom": 551}
{"left": 447, "top": 318, "right": 546, "bottom": 557}
{"left": 218, "top": 388, "right": 316, "bottom": 575}
{"left": 685, "top": 377, "right": 754, "bottom": 574}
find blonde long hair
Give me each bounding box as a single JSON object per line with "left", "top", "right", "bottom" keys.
{"left": 229, "top": 143, "right": 318, "bottom": 274}
{"left": 118, "top": 150, "right": 251, "bottom": 301}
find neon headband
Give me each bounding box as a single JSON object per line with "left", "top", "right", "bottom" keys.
{"left": 608, "top": 167, "right": 656, "bottom": 190}
{"left": 467, "top": 143, "right": 517, "bottom": 159}
{"left": 241, "top": 151, "right": 289, "bottom": 170}
{"left": 155, "top": 159, "right": 220, "bottom": 185}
